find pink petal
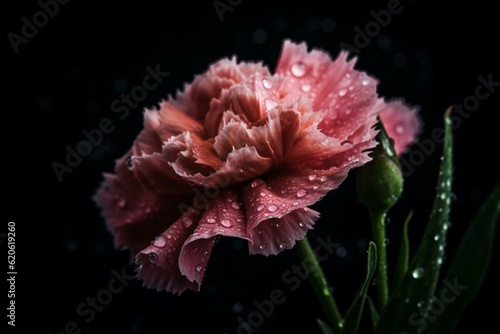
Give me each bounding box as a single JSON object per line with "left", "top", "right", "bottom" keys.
{"left": 133, "top": 109, "right": 162, "bottom": 156}
{"left": 248, "top": 207, "right": 319, "bottom": 255}
{"left": 172, "top": 145, "right": 273, "bottom": 187}
{"left": 241, "top": 167, "right": 350, "bottom": 255}
{"left": 178, "top": 189, "right": 250, "bottom": 283}
{"left": 213, "top": 107, "right": 301, "bottom": 164}
{"left": 135, "top": 209, "right": 200, "bottom": 294}
{"left": 94, "top": 153, "right": 190, "bottom": 255}
{"left": 161, "top": 132, "right": 223, "bottom": 181}
{"left": 379, "top": 100, "right": 422, "bottom": 155}
{"left": 275, "top": 40, "right": 381, "bottom": 144}
{"left": 204, "top": 72, "right": 282, "bottom": 137}
{"left": 157, "top": 101, "right": 206, "bottom": 141}
{"left": 174, "top": 58, "right": 271, "bottom": 121}
{"left": 132, "top": 152, "right": 193, "bottom": 195}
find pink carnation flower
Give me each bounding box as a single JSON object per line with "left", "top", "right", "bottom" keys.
{"left": 94, "top": 40, "right": 420, "bottom": 293}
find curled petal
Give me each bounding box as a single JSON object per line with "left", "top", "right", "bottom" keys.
{"left": 178, "top": 189, "right": 250, "bottom": 283}
{"left": 242, "top": 167, "right": 350, "bottom": 255}
{"left": 135, "top": 209, "right": 200, "bottom": 294}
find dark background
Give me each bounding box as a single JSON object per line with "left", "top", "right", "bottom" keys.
{"left": 5, "top": 0, "right": 499, "bottom": 333}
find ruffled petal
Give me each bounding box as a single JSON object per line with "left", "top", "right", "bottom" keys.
{"left": 178, "top": 189, "right": 250, "bottom": 283}
{"left": 275, "top": 40, "right": 381, "bottom": 144}
{"left": 135, "top": 209, "right": 200, "bottom": 294}
{"left": 94, "top": 153, "right": 191, "bottom": 255}
{"left": 241, "top": 167, "right": 351, "bottom": 255}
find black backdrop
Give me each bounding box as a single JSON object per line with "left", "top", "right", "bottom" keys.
{"left": 5, "top": 0, "right": 499, "bottom": 333}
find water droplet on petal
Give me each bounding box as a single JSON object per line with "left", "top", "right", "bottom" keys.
{"left": 259, "top": 244, "right": 266, "bottom": 250}
{"left": 153, "top": 236, "right": 166, "bottom": 247}
{"left": 118, "top": 199, "right": 126, "bottom": 208}
{"left": 251, "top": 178, "right": 264, "bottom": 188}
{"left": 412, "top": 267, "right": 424, "bottom": 279}
{"left": 221, "top": 219, "right": 233, "bottom": 228}
{"left": 338, "top": 89, "right": 347, "bottom": 97}
{"left": 298, "top": 222, "right": 304, "bottom": 227}
{"left": 207, "top": 218, "right": 216, "bottom": 224}
{"left": 308, "top": 174, "right": 317, "bottom": 181}
{"left": 257, "top": 204, "right": 265, "bottom": 212}
{"left": 296, "top": 189, "right": 307, "bottom": 198}
{"left": 182, "top": 217, "right": 193, "bottom": 228}
{"left": 341, "top": 140, "right": 352, "bottom": 146}
{"left": 362, "top": 79, "right": 370, "bottom": 86}
{"left": 345, "top": 73, "right": 352, "bottom": 79}
{"left": 395, "top": 123, "right": 405, "bottom": 134}
{"left": 260, "top": 192, "right": 266, "bottom": 197}
{"left": 301, "top": 83, "right": 311, "bottom": 92}
{"left": 231, "top": 201, "right": 241, "bottom": 210}
{"left": 320, "top": 138, "right": 330, "bottom": 146}
{"left": 268, "top": 205, "right": 278, "bottom": 212}
{"left": 265, "top": 98, "right": 279, "bottom": 110}
{"left": 293, "top": 201, "right": 299, "bottom": 206}
{"left": 196, "top": 265, "right": 203, "bottom": 273}
{"left": 262, "top": 79, "right": 272, "bottom": 89}
{"left": 148, "top": 252, "right": 158, "bottom": 264}
{"left": 291, "top": 62, "right": 306, "bottom": 77}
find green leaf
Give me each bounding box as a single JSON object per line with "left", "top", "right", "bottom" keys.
{"left": 342, "top": 242, "right": 377, "bottom": 334}
{"left": 393, "top": 211, "right": 412, "bottom": 291}
{"left": 317, "top": 318, "right": 335, "bottom": 334}
{"left": 367, "top": 295, "right": 380, "bottom": 331}
{"left": 376, "top": 108, "right": 454, "bottom": 334}
{"left": 426, "top": 181, "right": 500, "bottom": 334}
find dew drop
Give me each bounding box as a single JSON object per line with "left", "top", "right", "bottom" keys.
{"left": 437, "top": 258, "right": 443, "bottom": 264}
{"left": 221, "top": 219, "right": 233, "bottom": 228}
{"left": 196, "top": 265, "right": 203, "bottom": 273}
{"left": 440, "top": 193, "right": 446, "bottom": 200}
{"left": 338, "top": 89, "right": 347, "bottom": 97}
{"left": 231, "top": 201, "right": 241, "bottom": 210}
{"left": 320, "top": 176, "right": 328, "bottom": 182}
{"left": 265, "top": 98, "right": 279, "bottom": 110}
{"left": 259, "top": 244, "right": 266, "bottom": 250}
{"left": 207, "top": 218, "right": 216, "bottom": 224}
{"left": 251, "top": 178, "right": 264, "bottom": 188}
{"left": 434, "top": 235, "right": 440, "bottom": 241}
{"left": 345, "top": 73, "right": 352, "bottom": 79}
{"left": 395, "top": 123, "right": 405, "bottom": 135}
{"left": 182, "top": 217, "right": 193, "bottom": 228}
{"left": 260, "top": 192, "right": 266, "bottom": 197}
{"left": 291, "top": 62, "right": 306, "bottom": 77}
{"left": 312, "top": 185, "right": 319, "bottom": 190}
{"left": 293, "top": 201, "right": 299, "bottom": 206}
{"left": 320, "top": 138, "right": 330, "bottom": 146}
{"left": 308, "top": 174, "right": 317, "bottom": 181}
{"left": 362, "top": 79, "right": 370, "bottom": 86}
{"left": 301, "top": 83, "right": 311, "bottom": 92}
{"left": 262, "top": 79, "right": 272, "bottom": 89}
{"left": 299, "top": 222, "right": 304, "bottom": 227}
{"left": 118, "top": 199, "right": 126, "bottom": 208}
{"left": 153, "top": 236, "right": 166, "bottom": 247}
{"left": 268, "top": 205, "right": 278, "bottom": 212}
{"left": 412, "top": 267, "right": 424, "bottom": 279}
{"left": 257, "top": 204, "right": 265, "bottom": 212}
{"left": 296, "top": 189, "right": 307, "bottom": 198}
{"left": 148, "top": 252, "right": 158, "bottom": 264}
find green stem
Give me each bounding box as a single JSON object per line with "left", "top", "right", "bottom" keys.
{"left": 371, "top": 211, "right": 389, "bottom": 310}
{"left": 295, "top": 237, "right": 343, "bottom": 332}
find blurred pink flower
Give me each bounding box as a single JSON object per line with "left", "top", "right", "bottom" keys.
{"left": 94, "top": 40, "right": 420, "bottom": 293}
